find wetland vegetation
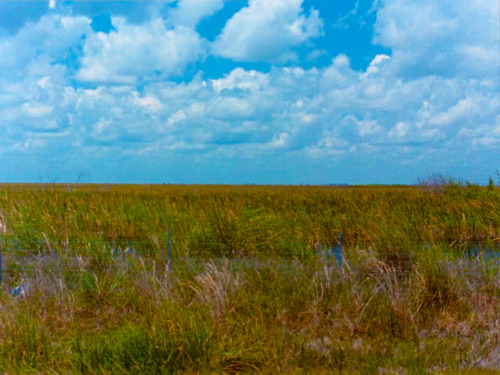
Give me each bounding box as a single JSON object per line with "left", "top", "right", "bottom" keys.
{"left": 0, "top": 180, "right": 498, "bottom": 373}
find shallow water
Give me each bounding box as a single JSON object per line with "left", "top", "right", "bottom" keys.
{"left": 460, "top": 243, "right": 500, "bottom": 261}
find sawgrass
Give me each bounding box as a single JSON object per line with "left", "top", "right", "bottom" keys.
{"left": 0, "top": 181, "right": 498, "bottom": 373}
{"left": 0, "top": 182, "right": 498, "bottom": 254}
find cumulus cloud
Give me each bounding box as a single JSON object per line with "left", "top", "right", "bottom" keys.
{"left": 169, "top": 0, "right": 224, "bottom": 28}
{"left": 0, "top": 0, "right": 498, "bottom": 183}
{"left": 0, "top": 14, "right": 87, "bottom": 146}
{"left": 2, "top": 53, "right": 498, "bottom": 181}
{"left": 211, "top": 68, "right": 269, "bottom": 93}
{"left": 77, "top": 17, "right": 206, "bottom": 84}
{"left": 212, "top": 0, "right": 324, "bottom": 63}
{"left": 373, "top": 0, "right": 500, "bottom": 79}
{"left": 0, "top": 14, "right": 91, "bottom": 73}
{"left": 388, "top": 122, "right": 409, "bottom": 139}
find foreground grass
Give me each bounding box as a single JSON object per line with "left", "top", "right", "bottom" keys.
{"left": 0, "top": 251, "right": 498, "bottom": 373}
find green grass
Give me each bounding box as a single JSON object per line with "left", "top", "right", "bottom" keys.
{"left": 0, "top": 182, "right": 498, "bottom": 373}
{"left": 0, "top": 182, "right": 498, "bottom": 254}
{"left": 0, "top": 254, "right": 498, "bottom": 373}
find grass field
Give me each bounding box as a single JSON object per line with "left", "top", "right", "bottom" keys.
{"left": 0, "top": 181, "right": 498, "bottom": 373}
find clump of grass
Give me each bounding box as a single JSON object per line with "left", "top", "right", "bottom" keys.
{"left": 0, "top": 250, "right": 497, "bottom": 373}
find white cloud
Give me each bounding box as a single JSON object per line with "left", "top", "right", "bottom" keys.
{"left": 430, "top": 99, "right": 478, "bottom": 126}
{"left": 208, "top": 95, "right": 273, "bottom": 122}
{"left": 269, "top": 132, "right": 289, "bottom": 149}
{"left": 373, "top": 0, "right": 500, "bottom": 79}
{"left": 388, "top": 122, "right": 409, "bottom": 139}
{"left": 169, "top": 0, "right": 224, "bottom": 27}
{"left": 354, "top": 117, "right": 382, "bottom": 137}
{"left": 306, "top": 49, "right": 327, "bottom": 61}
{"left": 132, "top": 92, "right": 162, "bottom": 113}
{"left": 91, "top": 117, "right": 117, "bottom": 142}
{"left": 0, "top": 1, "right": 498, "bottom": 183}
{"left": 212, "top": 0, "right": 323, "bottom": 63}
{"left": 22, "top": 103, "right": 53, "bottom": 118}
{"left": 77, "top": 17, "right": 206, "bottom": 83}
{"left": 211, "top": 68, "right": 269, "bottom": 93}
{"left": 363, "top": 54, "right": 389, "bottom": 77}
{"left": 0, "top": 14, "right": 91, "bottom": 72}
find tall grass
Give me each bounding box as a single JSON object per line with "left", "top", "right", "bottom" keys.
{"left": 0, "top": 252, "right": 497, "bottom": 373}
{"left": 0, "top": 182, "right": 498, "bottom": 372}
{"left": 0, "top": 183, "right": 498, "bottom": 256}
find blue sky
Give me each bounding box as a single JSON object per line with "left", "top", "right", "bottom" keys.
{"left": 0, "top": 0, "right": 498, "bottom": 185}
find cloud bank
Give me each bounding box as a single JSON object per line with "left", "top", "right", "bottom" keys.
{"left": 0, "top": 0, "right": 498, "bottom": 184}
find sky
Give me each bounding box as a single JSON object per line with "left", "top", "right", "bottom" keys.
{"left": 0, "top": 0, "right": 498, "bottom": 185}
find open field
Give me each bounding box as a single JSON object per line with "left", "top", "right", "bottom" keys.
{"left": 0, "top": 182, "right": 499, "bottom": 373}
